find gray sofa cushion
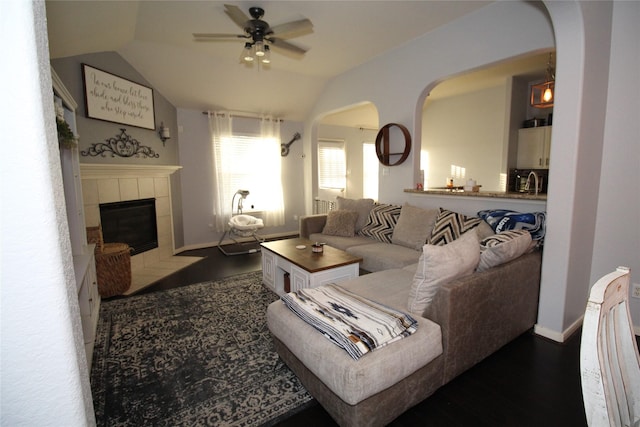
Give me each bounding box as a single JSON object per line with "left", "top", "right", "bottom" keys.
{"left": 347, "top": 243, "right": 421, "bottom": 272}
{"left": 392, "top": 203, "right": 439, "bottom": 250}
{"left": 476, "top": 220, "right": 495, "bottom": 240}
{"left": 266, "top": 268, "right": 443, "bottom": 406}
{"left": 336, "top": 196, "right": 375, "bottom": 233}
{"left": 322, "top": 210, "right": 359, "bottom": 237}
{"left": 309, "top": 233, "right": 374, "bottom": 251}
{"left": 408, "top": 230, "right": 480, "bottom": 316}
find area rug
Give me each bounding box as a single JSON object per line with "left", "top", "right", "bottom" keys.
{"left": 90, "top": 271, "right": 313, "bottom": 426}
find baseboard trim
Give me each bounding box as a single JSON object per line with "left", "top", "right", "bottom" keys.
{"left": 176, "top": 232, "right": 298, "bottom": 253}
{"left": 534, "top": 315, "right": 583, "bottom": 343}
{"left": 534, "top": 318, "right": 640, "bottom": 339}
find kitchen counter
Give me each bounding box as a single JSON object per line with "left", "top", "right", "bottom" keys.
{"left": 404, "top": 188, "right": 547, "bottom": 201}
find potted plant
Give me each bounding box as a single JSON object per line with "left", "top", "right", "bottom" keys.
{"left": 55, "top": 101, "right": 78, "bottom": 148}
{"left": 56, "top": 117, "right": 78, "bottom": 148}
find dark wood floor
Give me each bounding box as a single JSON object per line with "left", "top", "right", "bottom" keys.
{"left": 121, "top": 244, "right": 636, "bottom": 427}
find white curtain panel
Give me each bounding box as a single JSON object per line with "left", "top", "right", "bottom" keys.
{"left": 209, "top": 112, "right": 286, "bottom": 232}
{"left": 259, "top": 116, "right": 285, "bottom": 227}
{"left": 209, "top": 111, "right": 233, "bottom": 232}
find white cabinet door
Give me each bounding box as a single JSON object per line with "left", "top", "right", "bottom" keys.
{"left": 517, "top": 126, "right": 552, "bottom": 169}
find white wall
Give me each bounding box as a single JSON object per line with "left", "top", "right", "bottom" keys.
{"left": 589, "top": 1, "right": 640, "bottom": 330}
{"left": 0, "top": 1, "right": 94, "bottom": 425}
{"left": 534, "top": 1, "right": 615, "bottom": 340}
{"left": 422, "top": 83, "right": 510, "bottom": 191}
{"left": 177, "top": 109, "right": 306, "bottom": 249}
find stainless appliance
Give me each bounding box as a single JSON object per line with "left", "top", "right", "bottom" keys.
{"left": 508, "top": 168, "right": 548, "bottom": 194}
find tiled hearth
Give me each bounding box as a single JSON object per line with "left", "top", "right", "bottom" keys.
{"left": 80, "top": 164, "right": 201, "bottom": 295}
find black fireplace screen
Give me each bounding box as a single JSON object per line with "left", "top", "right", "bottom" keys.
{"left": 99, "top": 198, "right": 158, "bottom": 256}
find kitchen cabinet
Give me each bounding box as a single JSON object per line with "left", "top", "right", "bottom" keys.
{"left": 53, "top": 68, "right": 101, "bottom": 368}
{"left": 517, "top": 126, "right": 552, "bottom": 169}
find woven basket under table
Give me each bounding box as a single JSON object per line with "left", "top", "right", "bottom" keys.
{"left": 95, "top": 243, "right": 132, "bottom": 297}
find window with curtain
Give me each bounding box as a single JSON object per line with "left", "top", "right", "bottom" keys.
{"left": 362, "top": 142, "right": 378, "bottom": 200}
{"left": 318, "top": 139, "right": 346, "bottom": 190}
{"left": 210, "top": 112, "right": 285, "bottom": 231}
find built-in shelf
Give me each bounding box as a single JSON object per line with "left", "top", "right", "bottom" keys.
{"left": 53, "top": 67, "right": 100, "bottom": 370}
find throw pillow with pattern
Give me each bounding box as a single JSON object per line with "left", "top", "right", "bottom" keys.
{"left": 427, "top": 208, "right": 481, "bottom": 246}
{"left": 477, "top": 229, "right": 534, "bottom": 272}
{"left": 359, "top": 203, "right": 401, "bottom": 244}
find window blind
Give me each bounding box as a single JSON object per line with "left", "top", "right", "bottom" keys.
{"left": 318, "top": 140, "right": 346, "bottom": 190}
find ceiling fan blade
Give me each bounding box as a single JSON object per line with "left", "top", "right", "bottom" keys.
{"left": 193, "top": 33, "right": 247, "bottom": 41}
{"left": 270, "top": 19, "right": 313, "bottom": 39}
{"left": 268, "top": 38, "right": 308, "bottom": 57}
{"left": 224, "top": 4, "right": 250, "bottom": 29}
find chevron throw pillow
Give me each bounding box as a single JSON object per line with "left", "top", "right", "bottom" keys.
{"left": 359, "top": 203, "right": 401, "bottom": 243}
{"left": 427, "top": 208, "right": 482, "bottom": 246}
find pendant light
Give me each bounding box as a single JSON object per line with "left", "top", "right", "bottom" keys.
{"left": 530, "top": 53, "right": 555, "bottom": 108}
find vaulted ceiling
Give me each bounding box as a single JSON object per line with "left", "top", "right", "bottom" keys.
{"left": 45, "top": 1, "right": 545, "bottom": 127}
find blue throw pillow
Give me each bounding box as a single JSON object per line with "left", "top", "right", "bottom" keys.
{"left": 477, "top": 209, "right": 546, "bottom": 243}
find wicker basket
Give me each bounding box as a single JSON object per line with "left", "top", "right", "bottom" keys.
{"left": 95, "top": 243, "right": 132, "bottom": 297}
{"left": 87, "top": 226, "right": 132, "bottom": 297}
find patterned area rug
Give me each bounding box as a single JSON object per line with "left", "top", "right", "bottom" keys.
{"left": 90, "top": 271, "right": 313, "bottom": 426}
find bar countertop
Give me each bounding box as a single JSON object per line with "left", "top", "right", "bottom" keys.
{"left": 404, "top": 188, "right": 547, "bottom": 201}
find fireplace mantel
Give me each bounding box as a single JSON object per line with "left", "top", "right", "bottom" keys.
{"left": 80, "top": 163, "right": 181, "bottom": 179}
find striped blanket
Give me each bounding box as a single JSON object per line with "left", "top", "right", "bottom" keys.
{"left": 280, "top": 284, "right": 418, "bottom": 360}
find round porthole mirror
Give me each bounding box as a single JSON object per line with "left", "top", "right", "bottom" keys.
{"left": 375, "top": 123, "right": 411, "bottom": 166}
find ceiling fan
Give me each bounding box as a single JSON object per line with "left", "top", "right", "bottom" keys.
{"left": 193, "top": 4, "right": 313, "bottom": 64}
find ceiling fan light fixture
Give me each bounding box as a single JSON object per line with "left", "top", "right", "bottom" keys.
{"left": 198, "top": 5, "right": 312, "bottom": 67}
{"left": 261, "top": 45, "right": 271, "bottom": 64}
{"left": 242, "top": 43, "right": 254, "bottom": 62}
{"left": 255, "top": 41, "right": 265, "bottom": 57}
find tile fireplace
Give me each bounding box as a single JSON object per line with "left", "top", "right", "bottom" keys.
{"left": 80, "top": 164, "right": 181, "bottom": 274}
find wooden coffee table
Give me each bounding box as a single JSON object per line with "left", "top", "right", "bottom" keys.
{"left": 261, "top": 237, "right": 362, "bottom": 296}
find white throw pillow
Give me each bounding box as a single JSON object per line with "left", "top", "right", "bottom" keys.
{"left": 477, "top": 229, "right": 533, "bottom": 272}
{"left": 408, "top": 230, "right": 480, "bottom": 316}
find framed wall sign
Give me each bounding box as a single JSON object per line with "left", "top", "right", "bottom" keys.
{"left": 82, "top": 63, "right": 156, "bottom": 130}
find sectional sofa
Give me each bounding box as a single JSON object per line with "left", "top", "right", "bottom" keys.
{"left": 267, "top": 198, "right": 544, "bottom": 426}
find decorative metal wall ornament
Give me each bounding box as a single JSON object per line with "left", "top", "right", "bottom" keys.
{"left": 81, "top": 128, "right": 159, "bottom": 158}
{"left": 281, "top": 132, "right": 301, "bottom": 157}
